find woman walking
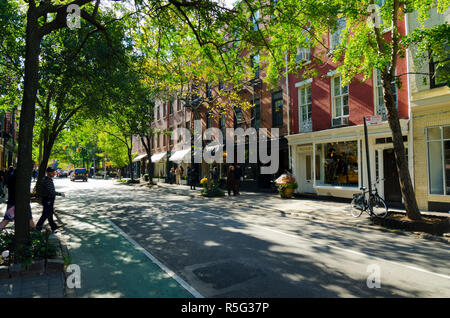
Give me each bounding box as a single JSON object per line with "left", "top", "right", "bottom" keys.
{"left": 227, "top": 166, "right": 236, "bottom": 196}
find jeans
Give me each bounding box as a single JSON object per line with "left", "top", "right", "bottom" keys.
{"left": 36, "top": 198, "right": 57, "bottom": 231}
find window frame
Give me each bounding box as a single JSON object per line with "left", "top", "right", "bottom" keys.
{"left": 374, "top": 68, "right": 398, "bottom": 121}
{"left": 272, "top": 90, "right": 284, "bottom": 128}
{"left": 251, "top": 97, "right": 261, "bottom": 129}
{"left": 298, "top": 84, "right": 312, "bottom": 132}
{"left": 426, "top": 125, "right": 450, "bottom": 196}
{"left": 331, "top": 76, "right": 349, "bottom": 127}
{"left": 329, "top": 17, "right": 346, "bottom": 51}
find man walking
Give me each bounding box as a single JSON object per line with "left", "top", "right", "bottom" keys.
{"left": 36, "top": 167, "right": 65, "bottom": 233}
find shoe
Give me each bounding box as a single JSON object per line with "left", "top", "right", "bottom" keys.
{"left": 51, "top": 226, "right": 59, "bottom": 233}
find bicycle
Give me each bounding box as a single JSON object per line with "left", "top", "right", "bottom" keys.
{"left": 350, "top": 179, "right": 388, "bottom": 218}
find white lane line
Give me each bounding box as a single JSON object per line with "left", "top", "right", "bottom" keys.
{"left": 105, "top": 219, "right": 204, "bottom": 298}
{"left": 192, "top": 209, "right": 450, "bottom": 280}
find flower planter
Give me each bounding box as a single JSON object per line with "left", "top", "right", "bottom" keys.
{"left": 280, "top": 187, "right": 294, "bottom": 198}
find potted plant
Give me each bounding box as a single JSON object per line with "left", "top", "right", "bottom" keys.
{"left": 275, "top": 172, "right": 297, "bottom": 199}
{"left": 278, "top": 182, "right": 298, "bottom": 198}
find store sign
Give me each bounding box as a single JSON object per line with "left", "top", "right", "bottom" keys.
{"left": 365, "top": 115, "right": 382, "bottom": 126}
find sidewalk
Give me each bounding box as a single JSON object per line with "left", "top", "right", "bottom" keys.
{"left": 138, "top": 181, "right": 450, "bottom": 244}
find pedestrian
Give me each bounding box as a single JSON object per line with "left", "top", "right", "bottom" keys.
{"left": 188, "top": 166, "right": 197, "bottom": 190}
{"left": 35, "top": 167, "right": 65, "bottom": 233}
{"left": 227, "top": 166, "right": 236, "bottom": 196}
{"left": 175, "top": 166, "right": 181, "bottom": 185}
{"left": 0, "top": 168, "right": 36, "bottom": 232}
{"left": 0, "top": 169, "right": 4, "bottom": 198}
{"left": 212, "top": 166, "right": 219, "bottom": 185}
{"left": 234, "top": 164, "right": 243, "bottom": 195}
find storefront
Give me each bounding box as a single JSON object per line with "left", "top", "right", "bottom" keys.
{"left": 411, "top": 87, "right": 450, "bottom": 212}
{"left": 288, "top": 119, "right": 410, "bottom": 200}
{"left": 151, "top": 152, "right": 167, "bottom": 179}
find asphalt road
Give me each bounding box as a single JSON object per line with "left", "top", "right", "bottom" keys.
{"left": 50, "top": 178, "right": 450, "bottom": 298}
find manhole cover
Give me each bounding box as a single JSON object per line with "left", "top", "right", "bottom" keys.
{"left": 193, "top": 260, "right": 263, "bottom": 289}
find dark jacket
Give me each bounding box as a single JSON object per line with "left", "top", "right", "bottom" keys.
{"left": 38, "top": 176, "right": 61, "bottom": 200}
{"left": 6, "top": 170, "right": 16, "bottom": 205}
{"left": 227, "top": 169, "right": 236, "bottom": 187}
{"left": 234, "top": 166, "right": 243, "bottom": 180}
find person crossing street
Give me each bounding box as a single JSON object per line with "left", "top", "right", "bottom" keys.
{"left": 36, "top": 167, "right": 65, "bottom": 233}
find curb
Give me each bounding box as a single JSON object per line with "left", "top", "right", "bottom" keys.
{"left": 148, "top": 184, "right": 450, "bottom": 245}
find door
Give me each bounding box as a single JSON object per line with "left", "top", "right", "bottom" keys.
{"left": 383, "top": 149, "right": 402, "bottom": 203}
{"left": 299, "top": 153, "right": 315, "bottom": 193}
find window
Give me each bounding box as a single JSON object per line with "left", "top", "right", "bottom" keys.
{"left": 177, "top": 99, "right": 181, "bottom": 112}
{"left": 252, "top": 54, "right": 260, "bottom": 78}
{"left": 251, "top": 97, "right": 261, "bottom": 129}
{"left": 206, "top": 112, "right": 212, "bottom": 129}
{"left": 169, "top": 101, "right": 174, "bottom": 115}
{"left": 157, "top": 134, "right": 160, "bottom": 148}
{"left": 162, "top": 103, "right": 166, "bottom": 117}
{"left": 206, "top": 83, "right": 212, "bottom": 100}
{"left": 430, "top": 45, "right": 450, "bottom": 89}
{"left": 317, "top": 141, "right": 359, "bottom": 187}
{"left": 298, "top": 85, "right": 312, "bottom": 132}
{"left": 296, "top": 31, "right": 311, "bottom": 63}
{"left": 152, "top": 135, "right": 155, "bottom": 149}
{"left": 330, "top": 18, "right": 346, "bottom": 51}
{"left": 252, "top": 10, "right": 260, "bottom": 31}
{"left": 234, "top": 107, "right": 243, "bottom": 128}
{"left": 375, "top": 69, "right": 397, "bottom": 121}
{"left": 219, "top": 114, "right": 226, "bottom": 137}
{"left": 331, "top": 76, "right": 349, "bottom": 127}
{"left": 296, "top": 47, "right": 311, "bottom": 63}
{"left": 427, "top": 126, "right": 450, "bottom": 195}
{"left": 272, "top": 91, "right": 283, "bottom": 127}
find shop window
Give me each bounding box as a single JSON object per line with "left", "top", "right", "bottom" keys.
{"left": 319, "top": 141, "right": 358, "bottom": 187}
{"left": 427, "top": 126, "right": 450, "bottom": 195}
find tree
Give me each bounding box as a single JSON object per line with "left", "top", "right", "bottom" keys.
{"left": 2, "top": 0, "right": 131, "bottom": 261}
{"left": 137, "top": 0, "right": 450, "bottom": 220}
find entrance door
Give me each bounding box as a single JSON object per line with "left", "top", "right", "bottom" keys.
{"left": 383, "top": 149, "right": 402, "bottom": 203}
{"left": 299, "top": 153, "right": 315, "bottom": 193}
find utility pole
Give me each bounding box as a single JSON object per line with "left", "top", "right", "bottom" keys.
{"left": 104, "top": 152, "right": 107, "bottom": 179}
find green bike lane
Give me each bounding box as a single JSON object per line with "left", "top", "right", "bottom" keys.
{"left": 54, "top": 201, "right": 198, "bottom": 298}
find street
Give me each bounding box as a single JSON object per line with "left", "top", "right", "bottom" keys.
{"left": 49, "top": 178, "right": 449, "bottom": 298}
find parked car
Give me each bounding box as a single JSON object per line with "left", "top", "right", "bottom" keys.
{"left": 70, "top": 168, "right": 88, "bottom": 182}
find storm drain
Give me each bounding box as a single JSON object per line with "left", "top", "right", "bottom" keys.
{"left": 192, "top": 260, "right": 264, "bottom": 290}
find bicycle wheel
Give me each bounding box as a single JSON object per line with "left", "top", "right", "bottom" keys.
{"left": 369, "top": 194, "right": 388, "bottom": 218}
{"left": 350, "top": 197, "right": 364, "bottom": 217}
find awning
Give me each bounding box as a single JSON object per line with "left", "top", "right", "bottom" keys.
{"left": 169, "top": 148, "right": 191, "bottom": 163}
{"left": 151, "top": 152, "right": 167, "bottom": 163}
{"left": 133, "top": 154, "right": 147, "bottom": 162}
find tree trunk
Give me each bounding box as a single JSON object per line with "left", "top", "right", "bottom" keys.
{"left": 14, "top": 9, "right": 41, "bottom": 261}
{"left": 382, "top": 72, "right": 421, "bottom": 220}
{"left": 35, "top": 137, "right": 55, "bottom": 194}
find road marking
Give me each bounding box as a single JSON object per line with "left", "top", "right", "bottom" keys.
{"left": 191, "top": 210, "right": 450, "bottom": 280}
{"left": 105, "top": 219, "right": 204, "bottom": 298}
